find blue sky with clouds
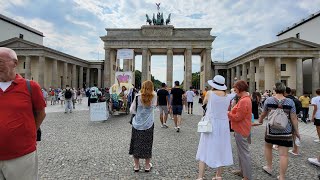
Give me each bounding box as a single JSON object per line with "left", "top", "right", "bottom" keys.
{"left": 1, "top": 0, "right": 319, "bottom": 83}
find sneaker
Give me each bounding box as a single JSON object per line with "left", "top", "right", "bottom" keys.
{"left": 163, "top": 124, "right": 168, "bottom": 128}
{"left": 288, "top": 150, "right": 300, "bottom": 156}
{"left": 161, "top": 125, "right": 165, "bottom": 128}
{"left": 177, "top": 126, "right": 180, "bottom": 132}
{"left": 314, "top": 139, "right": 320, "bottom": 143}
{"left": 308, "top": 158, "right": 320, "bottom": 167}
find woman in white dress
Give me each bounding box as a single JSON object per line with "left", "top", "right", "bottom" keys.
{"left": 196, "top": 75, "right": 233, "bottom": 180}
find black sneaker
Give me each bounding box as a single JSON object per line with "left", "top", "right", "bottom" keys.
{"left": 177, "top": 127, "right": 180, "bottom": 132}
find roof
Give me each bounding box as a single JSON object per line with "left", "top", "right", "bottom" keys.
{"left": 222, "top": 37, "right": 320, "bottom": 65}
{"left": 0, "top": 13, "right": 44, "bottom": 37}
{"left": 277, "top": 10, "right": 320, "bottom": 36}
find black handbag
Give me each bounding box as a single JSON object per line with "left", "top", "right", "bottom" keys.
{"left": 37, "top": 128, "right": 42, "bottom": 141}
{"left": 129, "top": 96, "right": 139, "bottom": 125}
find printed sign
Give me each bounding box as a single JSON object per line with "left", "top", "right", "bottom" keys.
{"left": 90, "top": 102, "right": 109, "bottom": 121}
{"left": 117, "top": 49, "right": 134, "bottom": 59}
{"left": 110, "top": 71, "right": 134, "bottom": 94}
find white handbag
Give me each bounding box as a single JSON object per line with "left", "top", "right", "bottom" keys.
{"left": 197, "top": 115, "right": 212, "bottom": 133}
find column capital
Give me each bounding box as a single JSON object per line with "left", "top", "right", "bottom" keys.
{"left": 206, "top": 47, "right": 212, "bottom": 50}
{"left": 104, "top": 47, "right": 111, "bottom": 50}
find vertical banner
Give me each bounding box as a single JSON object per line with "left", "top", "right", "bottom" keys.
{"left": 117, "top": 49, "right": 134, "bottom": 60}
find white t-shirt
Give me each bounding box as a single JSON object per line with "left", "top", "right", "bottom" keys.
{"left": 186, "top": 90, "right": 195, "bottom": 102}
{"left": 0, "top": 81, "right": 13, "bottom": 92}
{"left": 311, "top": 96, "right": 320, "bottom": 119}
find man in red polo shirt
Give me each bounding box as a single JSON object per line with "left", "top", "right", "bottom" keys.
{"left": 0, "top": 47, "right": 46, "bottom": 180}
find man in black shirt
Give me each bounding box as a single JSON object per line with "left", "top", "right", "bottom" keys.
{"left": 157, "top": 83, "right": 169, "bottom": 128}
{"left": 170, "top": 81, "right": 185, "bottom": 132}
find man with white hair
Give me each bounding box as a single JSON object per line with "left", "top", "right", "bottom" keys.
{"left": 0, "top": 47, "right": 46, "bottom": 180}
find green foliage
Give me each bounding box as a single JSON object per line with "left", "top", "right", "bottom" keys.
{"left": 192, "top": 72, "right": 200, "bottom": 89}
{"left": 134, "top": 70, "right": 162, "bottom": 89}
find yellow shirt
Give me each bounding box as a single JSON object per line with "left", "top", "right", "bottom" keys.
{"left": 202, "top": 90, "right": 207, "bottom": 98}
{"left": 299, "top": 96, "right": 310, "bottom": 108}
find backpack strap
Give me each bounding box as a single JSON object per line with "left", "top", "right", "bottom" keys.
{"left": 26, "top": 79, "right": 32, "bottom": 96}
{"left": 273, "top": 97, "right": 284, "bottom": 109}
{"left": 135, "top": 95, "right": 139, "bottom": 112}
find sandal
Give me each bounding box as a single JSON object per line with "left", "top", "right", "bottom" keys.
{"left": 288, "top": 150, "right": 300, "bottom": 156}
{"left": 133, "top": 165, "right": 140, "bottom": 172}
{"left": 231, "top": 170, "right": 243, "bottom": 177}
{"left": 262, "top": 166, "right": 272, "bottom": 175}
{"left": 145, "top": 163, "right": 153, "bottom": 172}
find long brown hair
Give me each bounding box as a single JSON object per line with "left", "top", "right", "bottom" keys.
{"left": 141, "top": 80, "right": 154, "bottom": 106}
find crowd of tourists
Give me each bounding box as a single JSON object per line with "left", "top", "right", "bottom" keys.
{"left": 1, "top": 47, "right": 320, "bottom": 179}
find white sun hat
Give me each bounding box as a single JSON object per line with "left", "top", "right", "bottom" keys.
{"left": 207, "top": 75, "right": 227, "bottom": 90}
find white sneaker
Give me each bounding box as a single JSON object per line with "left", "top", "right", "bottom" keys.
{"left": 308, "top": 158, "right": 320, "bottom": 167}
{"left": 314, "top": 139, "right": 320, "bottom": 143}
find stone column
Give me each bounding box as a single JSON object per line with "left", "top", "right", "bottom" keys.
{"left": 117, "top": 58, "right": 120, "bottom": 71}
{"left": 141, "top": 48, "right": 148, "bottom": 84}
{"left": 296, "top": 58, "right": 303, "bottom": 97}
{"left": 275, "top": 57, "right": 281, "bottom": 83}
{"left": 249, "top": 61, "right": 255, "bottom": 93}
{"left": 25, "top": 56, "right": 31, "bottom": 79}
{"left": 86, "top": 68, "right": 90, "bottom": 88}
{"left": 52, "top": 59, "right": 58, "bottom": 88}
{"left": 231, "top": 67, "right": 235, "bottom": 85}
{"left": 132, "top": 52, "right": 136, "bottom": 85}
{"left": 38, "top": 56, "right": 45, "bottom": 88}
{"left": 110, "top": 49, "right": 116, "bottom": 85}
{"left": 312, "top": 57, "right": 319, "bottom": 97}
{"left": 63, "top": 62, "right": 68, "bottom": 88}
{"left": 167, "top": 48, "right": 173, "bottom": 87}
{"left": 72, "top": 64, "right": 77, "bottom": 88}
{"left": 259, "top": 58, "right": 265, "bottom": 91}
{"left": 236, "top": 65, "right": 241, "bottom": 81}
{"left": 205, "top": 48, "right": 212, "bottom": 87}
{"left": 97, "top": 68, "right": 101, "bottom": 88}
{"left": 185, "top": 48, "right": 192, "bottom": 90}
{"left": 148, "top": 50, "right": 151, "bottom": 81}
{"left": 104, "top": 48, "right": 110, "bottom": 88}
{"left": 123, "top": 59, "right": 130, "bottom": 71}
{"left": 226, "top": 69, "right": 231, "bottom": 89}
{"left": 214, "top": 69, "right": 219, "bottom": 76}
{"left": 79, "top": 66, "right": 83, "bottom": 89}
{"left": 242, "top": 63, "right": 247, "bottom": 82}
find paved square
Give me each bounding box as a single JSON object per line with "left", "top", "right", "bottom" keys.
{"left": 39, "top": 99, "right": 320, "bottom": 179}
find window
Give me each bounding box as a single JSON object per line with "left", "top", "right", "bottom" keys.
{"left": 247, "top": 69, "right": 249, "bottom": 74}
{"left": 19, "top": 34, "right": 24, "bottom": 39}
{"left": 254, "top": 67, "right": 256, "bottom": 73}
{"left": 240, "top": 70, "right": 242, "bottom": 76}
{"left": 281, "top": 80, "right": 287, "bottom": 86}
{"left": 296, "top": 33, "right": 300, "bottom": 39}
{"left": 281, "top": 64, "right": 286, "bottom": 71}
{"left": 23, "top": 62, "right": 26, "bottom": 69}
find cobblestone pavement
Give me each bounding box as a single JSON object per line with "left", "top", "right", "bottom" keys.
{"left": 40, "top": 97, "right": 320, "bottom": 179}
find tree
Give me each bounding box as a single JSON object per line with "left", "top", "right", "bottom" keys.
{"left": 192, "top": 72, "right": 200, "bottom": 89}
{"left": 134, "top": 70, "right": 141, "bottom": 89}
{"left": 134, "top": 70, "right": 162, "bottom": 89}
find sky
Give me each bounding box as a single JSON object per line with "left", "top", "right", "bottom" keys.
{"left": 1, "top": 0, "right": 320, "bottom": 83}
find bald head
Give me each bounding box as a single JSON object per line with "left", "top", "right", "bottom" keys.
{"left": 0, "top": 47, "right": 18, "bottom": 82}
{"left": 0, "top": 47, "right": 18, "bottom": 61}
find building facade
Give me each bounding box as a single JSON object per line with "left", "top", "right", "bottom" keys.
{"left": 0, "top": 14, "right": 44, "bottom": 45}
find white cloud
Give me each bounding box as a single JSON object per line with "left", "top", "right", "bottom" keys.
{"left": 65, "top": 15, "right": 97, "bottom": 31}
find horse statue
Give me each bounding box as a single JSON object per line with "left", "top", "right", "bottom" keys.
{"left": 152, "top": 13, "right": 156, "bottom": 25}
{"left": 146, "top": 14, "right": 152, "bottom": 25}
{"left": 166, "top": 13, "right": 171, "bottom": 25}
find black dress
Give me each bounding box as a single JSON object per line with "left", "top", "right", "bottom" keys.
{"left": 252, "top": 100, "right": 259, "bottom": 119}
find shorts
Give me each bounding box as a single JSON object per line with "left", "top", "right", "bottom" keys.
{"left": 158, "top": 106, "right": 168, "bottom": 114}
{"left": 187, "top": 102, "right": 193, "bottom": 108}
{"left": 314, "top": 118, "right": 320, "bottom": 126}
{"left": 172, "top": 105, "right": 183, "bottom": 115}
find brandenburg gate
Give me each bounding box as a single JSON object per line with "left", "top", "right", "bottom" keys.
{"left": 101, "top": 7, "right": 215, "bottom": 90}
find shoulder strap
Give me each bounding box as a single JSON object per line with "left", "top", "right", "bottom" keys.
{"left": 26, "top": 79, "right": 32, "bottom": 96}
{"left": 135, "top": 95, "right": 139, "bottom": 111}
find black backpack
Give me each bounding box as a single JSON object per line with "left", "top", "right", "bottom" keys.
{"left": 65, "top": 89, "right": 72, "bottom": 99}
{"left": 287, "top": 95, "right": 302, "bottom": 114}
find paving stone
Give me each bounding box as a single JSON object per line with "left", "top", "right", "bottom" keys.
{"left": 39, "top": 98, "right": 320, "bottom": 179}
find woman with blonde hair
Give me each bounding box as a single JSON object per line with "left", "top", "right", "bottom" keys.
{"left": 129, "top": 80, "right": 157, "bottom": 172}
